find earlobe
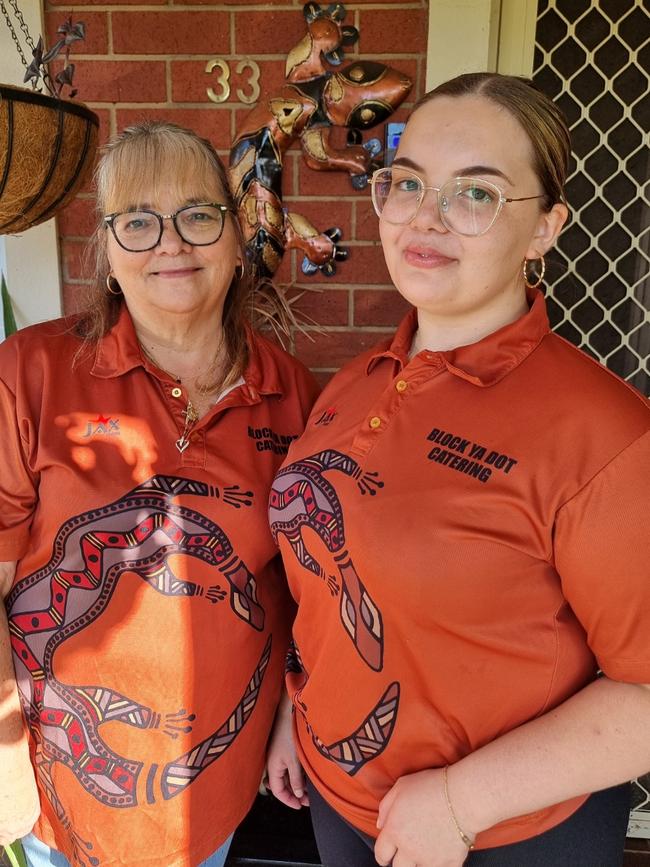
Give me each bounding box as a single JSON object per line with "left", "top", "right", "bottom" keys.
{"left": 527, "top": 202, "right": 569, "bottom": 259}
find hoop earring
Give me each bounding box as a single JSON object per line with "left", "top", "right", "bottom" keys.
{"left": 523, "top": 256, "right": 545, "bottom": 289}
{"left": 106, "top": 272, "right": 122, "bottom": 296}
{"left": 234, "top": 262, "right": 244, "bottom": 281}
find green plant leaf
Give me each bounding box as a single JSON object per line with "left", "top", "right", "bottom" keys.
{"left": 3, "top": 841, "right": 28, "bottom": 867}
{"left": 1, "top": 273, "right": 18, "bottom": 337}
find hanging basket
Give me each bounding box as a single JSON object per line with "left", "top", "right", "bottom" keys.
{"left": 0, "top": 83, "right": 99, "bottom": 234}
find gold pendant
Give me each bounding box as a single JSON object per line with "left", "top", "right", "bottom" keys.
{"left": 184, "top": 402, "right": 199, "bottom": 424}
{"left": 176, "top": 400, "right": 198, "bottom": 453}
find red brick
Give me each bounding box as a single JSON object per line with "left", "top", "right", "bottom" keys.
{"left": 298, "top": 157, "right": 367, "bottom": 198}
{"left": 49, "top": 0, "right": 165, "bottom": 6}
{"left": 172, "top": 60, "right": 286, "bottom": 110}
{"left": 293, "top": 288, "right": 349, "bottom": 326}
{"left": 311, "top": 369, "right": 334, "bottom": 388}
{"left": 234, "top": 10, "right": 306, "bottom": 55}
{"left": 273, "top": 250, "right": 294, "bottom": 285}
{"left": 62, "top": 282, "right": 89, "bottom": 315}
{"left": 90, "top": 108, "right": 113, "bottom": 146}
{"left": 112, "top": 11, "right": 229, "bottom": 55}
{"left": 411, "top": 58, "right": 426, "bottom": 102}
{"left": 240, "top": 60, "right": 289, "bottom": 107}
{"left": 353, "top": 288, "right": 411, "bottom": 327}
{"left": 388, "top": 105, "right": 417, "bottom": 128}
{"left": 295, "top": 328, "right": 385, "bottom": 369}
{"left": 345, "top": 244, "right": 392, "bottom": 284}
{"left": 300, "top": 242, "right": 391, "bottom": 285}
{"left": 355, "top": 198, "right": 380, "bottom": 242}
{"left": 174, "top": 0, "right": 264, "bottom": 5}
{"left": 72, "top": 164, "right": 95, "bottom": 198}
{"left": 45, "top": 11, "right": 108, "bottom": 55}
{"left": 358, "top": 8, "right": 427, "bottom": 54}
{"left": 116, "top": 107, "right": 233, "bottom": 150}
{"left": 60, "top": 239, "right": 89, "bottom": 280}
{"left": 58, "top": 196, "right": 97, "bottom": 238}
{"left": 67, "top": 61, "right": 166, "bottom": 102}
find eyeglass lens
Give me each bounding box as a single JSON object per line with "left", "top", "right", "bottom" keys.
{"left": 372, "top": 169, "right": 502, "bottom": 236}
{"left": 111, "top": 204, "right": 225, "bottom": 251}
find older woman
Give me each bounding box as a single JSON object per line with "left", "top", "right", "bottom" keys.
{"left": 0, "top": 121, "right": 318, "bottom": 867}
{"left": 267, "top": 73, "right": 650, "bottom": 866}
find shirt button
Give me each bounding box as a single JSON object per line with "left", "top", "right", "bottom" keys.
{"left": 369, "top": 416, "right": 382, "bottom": 429}
{"left": 171, "top": 387, "right": 183, "bottom": 398}
{"left": 396, "top": 379, "right": 408, "bottom": 392}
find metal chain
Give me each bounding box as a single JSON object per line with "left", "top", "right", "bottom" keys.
{"left": 0, "top": 0, "right": 35, "bottom": 70}
{"left": 5, "top": 0, "right": 35, "bottom": 49}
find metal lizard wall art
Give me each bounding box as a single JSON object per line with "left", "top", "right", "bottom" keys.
{"left": 228, "top": 2, "right": 412, "bottom": 279}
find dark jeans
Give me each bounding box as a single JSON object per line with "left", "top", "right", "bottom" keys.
{"left": 306, "top": 778, "right": 631, "bottom": 867}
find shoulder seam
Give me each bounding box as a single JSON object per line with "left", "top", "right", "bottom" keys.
{"left": 556, "top": 428, "right": 649, "bottom": 515}
{"left": 550, "top": 333, "right": 649, "bottom": 409}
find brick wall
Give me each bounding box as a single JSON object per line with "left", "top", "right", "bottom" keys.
{"left": 48, "top": 0, "right": 428, "bottom": 383}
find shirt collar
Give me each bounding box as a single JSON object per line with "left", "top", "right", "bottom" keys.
{"left": 366, "top": 288, "right": 550, "bottom": 387}
{"left": 91, "top": 303, "right": 285, "bottom": 398}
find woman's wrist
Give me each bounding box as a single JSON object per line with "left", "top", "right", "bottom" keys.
{"left": 443, "top": 758, "right": 500, "bottom": 838}
{"left": 442, "top": 765, "right": 475, "bottom": 849}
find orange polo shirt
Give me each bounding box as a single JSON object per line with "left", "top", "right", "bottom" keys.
{"left": 0, "top": 305, "right": 318, "bottom": 867}
{"left": 270, "top": 289, "right": 650, "bottom": 849}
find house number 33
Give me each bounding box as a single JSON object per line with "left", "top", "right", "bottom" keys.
{"left": 205, "top": 59, "right": 261, "bottom": 104}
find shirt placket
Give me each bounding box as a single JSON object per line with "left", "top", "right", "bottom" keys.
{"left": 350, "top": 353, "right": 446, "bottom": 457}
{"left": 167, "top": 381, "right": 261, "bottom": 468}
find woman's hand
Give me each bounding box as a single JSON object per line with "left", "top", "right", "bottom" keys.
{"left": 0, "top": 561, "right": 41, "bottom": 845}
{"left": 374, "top": 769, "right": 473, "bottom": 867}
{"left": 0, "top": 758, "right": 40, "bottom": 846}
{"left": 265, "top": 693, "right": 309, "bottom": 810}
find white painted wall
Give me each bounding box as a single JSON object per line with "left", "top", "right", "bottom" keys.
{"left": 1, "top": 1, "right": 62, "bottom": 331}
{"left": 426, "top": 0, "right": 501, "bottom": 90}
{"left": 425, "top": 0, "right": 537, "bottom": 92}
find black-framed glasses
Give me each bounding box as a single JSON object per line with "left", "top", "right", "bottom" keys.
{"left": 371, "top": 167, "right": 546, "bottom": 236}
{"left": 104, "top": 202, "right": 231, "bottom": 252}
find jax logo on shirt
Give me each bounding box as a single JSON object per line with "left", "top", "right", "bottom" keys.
{"left": 83, "top": 414, "right": 120, "bottom": 437}
{"left": 314, "top": 406, "right": 338, "bottom": 426}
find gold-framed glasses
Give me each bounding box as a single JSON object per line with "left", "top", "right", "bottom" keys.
{"left": 371, "top": 167, "right": 545, "bottom": 236}
{"left": 104, "top": 202, "right": 231, "bottom": 252}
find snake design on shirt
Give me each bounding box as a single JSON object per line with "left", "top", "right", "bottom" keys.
{"left": 286, "top": 640, "right": 400, "bottom": 776}
{"left": 7, "top": 475, "right": 270, "bottom": 867}
{"left": 269, "top": 449, "right": 384, "bottom": 670}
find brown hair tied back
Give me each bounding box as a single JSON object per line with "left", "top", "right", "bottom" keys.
{"left": 412, "top": 73, "right": 571, "bottom": 211}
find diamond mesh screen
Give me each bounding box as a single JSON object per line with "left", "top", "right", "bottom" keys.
{"left": 533, "top": 0, "right": 649, "bottom": 396}
{"left": 533, "top": 0, "right": 650, "bottom": 838}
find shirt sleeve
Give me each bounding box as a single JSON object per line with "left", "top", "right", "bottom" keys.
{"left": 0, "top": 376, "right": 38, "bottom": 560}
{"left": 554, "top": 429, "right": 650, "bottom": 683}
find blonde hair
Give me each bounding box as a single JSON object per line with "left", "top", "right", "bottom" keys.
{"left": 413, "top": 73, "right": 570, "bottom": 210}
{"left": 76, "top": 121, "right": 251, "bottom": 389}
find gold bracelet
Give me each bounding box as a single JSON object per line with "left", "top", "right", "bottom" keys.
{"left": 442, "top": 765, "right": 475, "bottom": 850}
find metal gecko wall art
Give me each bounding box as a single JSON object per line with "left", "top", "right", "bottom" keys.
{"left": 228, "top": 2, "right": 412, "bottom": 278}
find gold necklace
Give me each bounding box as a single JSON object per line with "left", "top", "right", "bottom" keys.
{"left": 176, "top": 401, "right": 199, "bottom": 454}
{"left": 139, "top": 343, "right": 222, "bottom": 454}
